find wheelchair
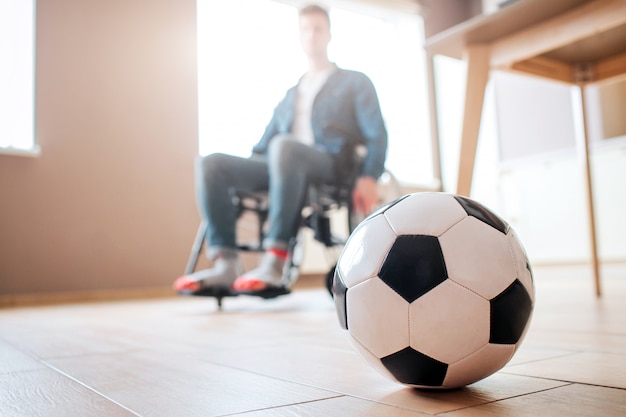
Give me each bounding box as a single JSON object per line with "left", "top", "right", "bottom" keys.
{"left": 182, "top": 162, "right": 362, "bottom": 309}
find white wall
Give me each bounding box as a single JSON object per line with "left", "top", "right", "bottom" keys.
{"left": 469, "top": 72, "right": 626, "bottom": 265}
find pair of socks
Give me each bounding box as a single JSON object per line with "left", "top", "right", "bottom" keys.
{"left": 173, "top": 249, "right": 287, "bottom": 293}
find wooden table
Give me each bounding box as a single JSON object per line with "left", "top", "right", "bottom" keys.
{"left": 424, "top": 0, "right": 626, "bottom": 296}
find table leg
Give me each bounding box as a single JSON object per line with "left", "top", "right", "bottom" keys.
{"left": 576, "top": 83, "right": 602, "bottom": 297}
{"left": 457, "top": 44, "right": 491, "bottom": 197}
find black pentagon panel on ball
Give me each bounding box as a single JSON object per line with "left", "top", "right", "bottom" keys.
{"left": 378, "top": 235, "right": 447, "bottom": 303}
{"left": 490, "top": 279, "right": 533, "bottom": 344}
{"left": 381, "top": 347, "right": 448, "bottom": 387}
{"left": 332, "top": 268, "right": 349, "bottom": 330}
{"left": 454, "top": 195, "right": 509, "bottom": 234}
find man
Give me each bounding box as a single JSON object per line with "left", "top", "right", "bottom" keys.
{"left": 174, "top": 4, "right": 387, "bottom": 295}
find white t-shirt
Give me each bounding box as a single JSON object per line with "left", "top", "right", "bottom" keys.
{"left": 291, "top": 67, "right": 336, "bottom": 145}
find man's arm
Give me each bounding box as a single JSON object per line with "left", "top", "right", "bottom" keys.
{"left": 352, "top": 176, "right": 379, "bottom": 216}
{"left": 352, "top": 73, "right": 388, "bottom": 215}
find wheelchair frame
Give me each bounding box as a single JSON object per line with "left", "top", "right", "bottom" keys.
{"left": 182, "top": 179, "right": 359, "bottom": 309}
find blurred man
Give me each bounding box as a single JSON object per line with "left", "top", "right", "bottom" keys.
{"left": 174, "top": 4, "right": 387, "bottom": 295}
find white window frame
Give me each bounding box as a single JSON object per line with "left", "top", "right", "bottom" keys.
{"left": 0, "top": 0, "right": 38, "bottom": 157}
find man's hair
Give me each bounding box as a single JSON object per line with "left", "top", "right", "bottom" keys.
{"left": 299, "top": 4, "right": 330, "bottom": 26}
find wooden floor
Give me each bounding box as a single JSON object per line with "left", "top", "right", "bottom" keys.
{"left": 1, "top": 264, "right": 625, "bottom": 417}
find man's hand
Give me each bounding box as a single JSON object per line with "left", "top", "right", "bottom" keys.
{"left": 352, "top": 176, "right": 379, "bottom": 216}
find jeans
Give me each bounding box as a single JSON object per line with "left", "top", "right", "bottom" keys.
{"left": 195, "top": 135, "right": 337, "bottom": 259}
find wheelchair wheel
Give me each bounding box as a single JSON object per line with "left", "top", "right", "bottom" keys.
{"left": 325, "top": 264, "right": 336, "bottom": 297}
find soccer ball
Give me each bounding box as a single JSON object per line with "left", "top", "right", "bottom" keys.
{"left": 333, "top": 192, "right": 534, "bottom": 389}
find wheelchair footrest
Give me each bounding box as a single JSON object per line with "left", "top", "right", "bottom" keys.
{"left": 179, "top": 286, "right": 291, "bottom": 300}
{"left": 236, "top": 286, "right": 292, "bottom": 299}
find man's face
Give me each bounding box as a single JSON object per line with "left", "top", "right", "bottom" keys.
{"left": 299, "top": 12, "right": 331, "bottom": 58}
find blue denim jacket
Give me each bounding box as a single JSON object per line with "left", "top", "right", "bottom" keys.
{"left": 252, "top": 67, "right": 388, "bottom": 179}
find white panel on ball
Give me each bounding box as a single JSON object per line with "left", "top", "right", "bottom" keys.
{"left": 409, "top": 279, "right": 490, "bottom": 364}
{"left": 383, "top": 193, "right": 467, "bottom": 237}
{"left": 443, "top": 343, "right": 516, "bottom": 388}
{"left": 347, "top": 277, "right": 410, "bottom": 358}
{"left": 439, "top": 216, "right": 517, "bottom": 299}
{"left": 337, "top": 213, "right": 397, "bottom": 289}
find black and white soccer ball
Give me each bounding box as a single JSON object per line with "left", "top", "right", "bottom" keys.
{"left": 333, "top": 192, "right": 534, "bottom": 389}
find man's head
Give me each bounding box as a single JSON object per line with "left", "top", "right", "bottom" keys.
{"left": 298, "top": 4, "right": 331, "bottom": 60}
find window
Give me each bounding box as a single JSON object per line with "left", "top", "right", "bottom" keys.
{"left": 197, "top": 0, "right": 433, "bottom": 186}
{"left": 0, "top": 0, "right": 37, "bottom": 156}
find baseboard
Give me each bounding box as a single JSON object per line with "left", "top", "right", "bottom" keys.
{"left": 0, "top": 287, "right": 174, "bottom": 308}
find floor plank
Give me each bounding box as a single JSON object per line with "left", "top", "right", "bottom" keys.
{"left": 443, "top": 383, "right": 626, "bottom": 417}
{"left": 0, "top": 368, "right": 138, "bottom": 417}
{"left": 229, "top": 395, "right": 434, "bottom": 416}
{"left": 504, "top": 351, "right": 626, "bottom": 389}
{"left": 0, "top": 340, "right": 46, "bottom": 374}
{"left": 46, "top": 349, "right": 341, "bottom": 417}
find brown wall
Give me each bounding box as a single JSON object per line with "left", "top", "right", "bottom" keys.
{"left": 419, "top": 0, "right": 482, "bottom": 37}
{"left": 0, "top": 0, "right": 199, "bottom": 296}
